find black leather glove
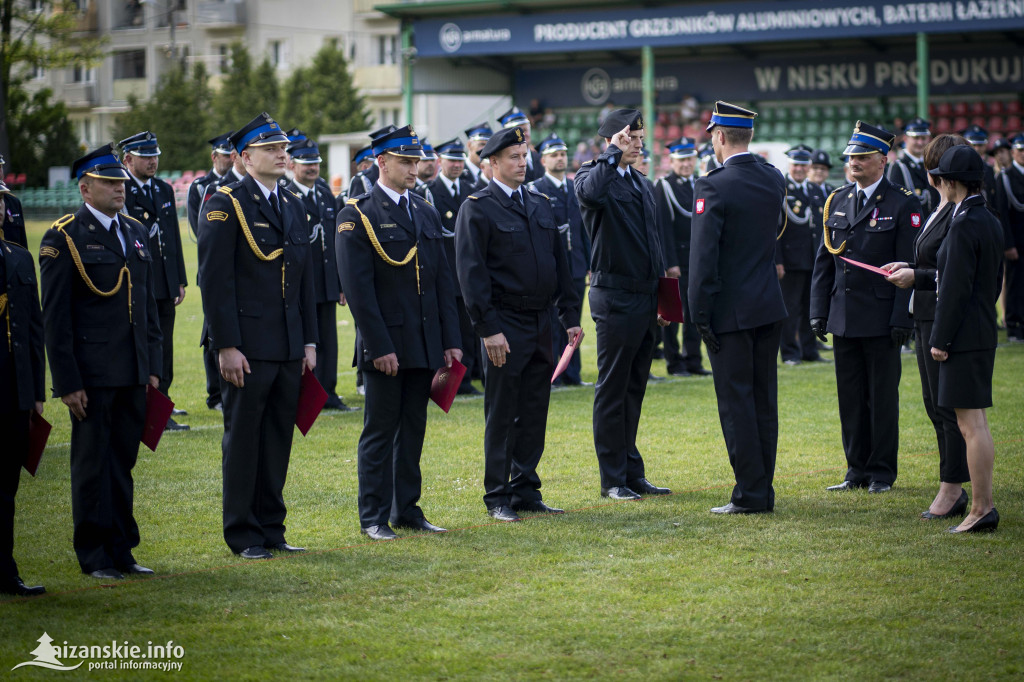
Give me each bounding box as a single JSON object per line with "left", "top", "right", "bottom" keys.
{"left": 810, "top": 318, "right": 828, "bottom": 343}
{"left": 891, "top": 326, "right": 912, "bottom": 348}
{"left": 696, "top": 322, "right": 720, "bottom": 354}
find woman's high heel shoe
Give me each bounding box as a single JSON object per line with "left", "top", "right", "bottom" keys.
{"left": 948, "top": 507, "right": 999, "bottom": 534}
{"left": 921, "top": 489, "right": 968, "bottom": 519}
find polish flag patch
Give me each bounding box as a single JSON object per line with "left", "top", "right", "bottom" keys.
{"left": 696, "top": 198, "right": 705, "bottom": 214}
{"left": 910, "top": 213, "right": 921, "bottom": 228}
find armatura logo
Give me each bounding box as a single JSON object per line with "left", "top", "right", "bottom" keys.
{"left": 11, "top": 632, "right": 185, "bottom": 673}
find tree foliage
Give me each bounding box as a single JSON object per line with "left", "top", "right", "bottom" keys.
{"left": 111, "top": 62, "right": 214, "bottom": 172}
{"left": 6, "top": 84, "right": 78, "bottom": 186}
{"left": 280, "top": 42, "right": 370, "bottom": 139}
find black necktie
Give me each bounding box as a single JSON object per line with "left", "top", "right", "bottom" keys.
{"left": 270, "top": 191, "right": 282, "bottom": 219}
{"left": 452, "top": 180, "right": 459, "bottom": 198}
{"left": 855, "top": 190, "right": 865, "bottom": 215}
{"left": 112, "top": 218, "right": 127, "bottom": 256}
{"left": 142, "top": 183, "right": 152, "bottom": 204}
{"left": 399, "top": 195, "right": 410, "bottom": 219}
{"left": 511, "top": 189, "right": 523, "bottom": 206}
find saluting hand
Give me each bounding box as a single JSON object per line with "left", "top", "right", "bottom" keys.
{"left": 483, "top": 332, "right": 511, "bottom": 368}
{"left": 219, "top": 347, "right": 251, "bottom": 388}
{"left": 610, "top": 125, "right": 632, "bottom": 151}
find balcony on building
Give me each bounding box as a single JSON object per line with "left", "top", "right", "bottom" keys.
{"left": 196, "top": 0, "right": 245, "bottom": 28}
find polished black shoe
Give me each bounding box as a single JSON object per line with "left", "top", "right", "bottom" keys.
{"left": 238, "top": 545, "right": 273, "bottom": 559}
{"left": 119, "top": 563, "right": 155, "bottom": 575}
{"left": 456, "top": 384, "right": 483, "bottom": 396}
{"left": 511, "top": 500, "right": 565, "bottom": 514}
{"left": 817, "top": 341, "right": 833, "bottom": 351}
{"left": 0, "top": 576, "right": 46, "bottom": 597}
{"left": 324, "top": 396, "right": 359, "bottom": 412}
{"left": 949, "top": 507, "right": 999, "bottom": 534}
{"left": 165, "top": 417, "right": 190, "bottom": 432}
{"left": 267, "top": 542, "right": 307, "bottom": 552}
{"left": 487, "top": 505, "right": 521, "bottom": 522}
{"left": 600, "top": 486, "right": 641, "bottom": 501}
{"left": 710, "top": 502, "right": 770, "bottom": 514}
{"left": 89, "top": 568, "right": 125, "bottom": 580}
{"left": 921, "top": 490, "right": 968, "bottom": 520}
{"left": 392, "top": 517, "right": 447, "bottom": 533}
{"left": 171, "top": 407, "right": 188, "bottom": 416}
{"left": 208, "top": 401, "right": 223, "bottom": 411}
{"left": 361, "top": 524, "right": 398, "bottom": 540}
{"left": 628, "top": 478, "right": 672, "bottom": 495}
{"left": 803, "top": 355, "right": 832, "bottom": 363}
{"left": 689, "top": 367, "right": 712, "bottom": 376}
{"left": 647, "top": 373, "right": 665, "bottom": 383}
{"left": 868, "top": 481, "right": 892, "bottom": 494}
{"left": 826, "top": 480, "right": 868, "bottom": 491}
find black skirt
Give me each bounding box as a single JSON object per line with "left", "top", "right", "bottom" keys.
{"left": 937, "top": 348, "right": 995, "bottom": 409}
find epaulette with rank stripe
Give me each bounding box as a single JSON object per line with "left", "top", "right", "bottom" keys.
{"left": 217, "top": 186, "right": 233, "bottom": 194}
{"left": 50, "top": 214, "right": 75, "bottom": 232}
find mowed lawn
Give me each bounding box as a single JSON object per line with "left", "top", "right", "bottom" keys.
{"left": 2, "top": 219, "right": 1022, "bottom": 680}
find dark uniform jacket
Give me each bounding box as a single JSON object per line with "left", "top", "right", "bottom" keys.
{"left": 908, "top": 202, "right": 955, "bottom": 322}
{"left": 455, "top": 181, "right": 581, "bottom": 339}
{"left": 459, "top": 166, "right": 488, "bottom": 193}
{"left": 810, "top": 177, "right": 920, "bottom": 337}
{"left": 888, "top": 151, "right": 938, "bottom": 217}
{"left": 575, "top": 144, "right": 665, "bottom": 284}
{"left": 336, "top": 185, "right": 460, "bottom": 371}
{"left": 187, "top": 169, "right": 225, "bottom": 238}
{"left": 285, "top": 176, "right": 341, "bottom": 304}
{"left": 426, "top": 175, "right": 473, "bottom": 296}
{"left": 123, "top": 176, "right": 187, "bottom": 301}
{"left": 776, "top": 176, "right": 825, "bottom": 272}
{"left": 198, "top": 175, "right": 318, "bottom": 361}
{"left": 931, "top": 195, "right": 1004, "bottom": 352}
{"left": 531, "top": 173, "right": 590, "bottom": 280}
{"left": 347, "top": 164, "right": 378, "bottom": 199}
{"left": 0, "top": 240, "right": 45, "bottom": 412}
{"left": 688, "top": 153, "right": 788, "bottom": 333}
{"left": 995, "top": 163, "right": 1024, "bottom": 250}
{"left": 39, "top": 206, "right": 162, "bottom": 395}
{"left": 2, "top": 194, "right": 27, "bottom": 249}
{"left": 654, "top": 172, "right": 695, "bottom": 273}
{"left": 523, "top": 149, "right": 544, "bottom": 184}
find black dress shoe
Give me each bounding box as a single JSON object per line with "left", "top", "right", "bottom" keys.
{"left": 165, "top": 417, "right": 190, "bottom": 431}
{"left": 325, "top": 397, "right": 359, "bottom": 412}
{"left": 119, "top": 563, "right": 155, "bottom": 575}
{"left": 361, "top": 524, "right": 398, "bottom": 540}
{"left": 628, "top": 478, "right": 672, "bottom": 495}
{"left": 600, "top": 486, "right": 641, "bottom": 501}
{"left": 392, "top": 517, "right": 447, "bottom": 532}
{"left": 511, "top": 500, "right": 565, "bottom": 514}
{"left": 689, "top": 367, "right": 712, "bottom": 376}
{"left": 238, "top": 546, "right": 273, "bottom": 559}
{"left": 949, "top": 507, "right": 999, "bottom": 534}
{"left": 710, "top": 502, "right": 770, "bottom": 514}
{"left": 921, "top": 490, "right": 968, "bottom": 519}
{"left": 826, "top": 480, "right": 868, "bottom": 491}
{"left": 89, "top": 568, "right": 125, "bottom": 580}
{"left": 668, "top": 369, "right": 692, "bottom": 377}
{"left": 172, "top": 407, "right": 188, "bottom": 416}
{"left": 0, "top": 576, "right": 46, "bottom": 597}
{"left": 266, "top": 542, "right": 307, "bottom": 552}
{"left": 487, "top": 505, "right": 521, "bottom": 522}
{"left": 868, "top": 481, "right": 892, "bottom": 493}
{"left": 647, "top": 373, "right": 665, "bottom": 383}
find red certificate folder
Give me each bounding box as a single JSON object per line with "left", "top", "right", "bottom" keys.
{"left": 657, "top": 276, "right": 685, "bottom": 323}
{"left": 840, "top": 256, "right": 892, "bottom": 277}
{"left": 296, "top": 369, "right": 329, "bottom": 436}
{"left": 431, "top": 358, "right": 466, "bottom": 414}
{"left": 24, "top": 412, "right": 52, "bottom": 477}
{"left": 142, "top": 385, "right": 175, "bottom": 452}
{"left": 551, "top": 330, "right": 584, "bottom": 383}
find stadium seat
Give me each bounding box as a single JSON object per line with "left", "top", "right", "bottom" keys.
{"left": 1006, "top": 100, "right": 1022, "bottom": 115}
{"left": 969, "top": 101, "right": 986, "bottom": 116}
{"left": 935, "top": 102, "right": 952, "bottom": 117}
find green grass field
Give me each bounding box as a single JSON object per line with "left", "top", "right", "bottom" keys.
{"left": 2, "top": 219, "right": 1023, "bottom": 680}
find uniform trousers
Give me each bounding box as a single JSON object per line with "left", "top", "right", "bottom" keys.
{"left": 313, "top": 301, "right": 339, "bottom": 400}
{"left": 551, "top": 278, "right": 586, "bottom": 383}
{"left": 590, "top": 287, "right": 656, "bottom": 488}
{"left": 221, "top": 359, "right": 301, "bottom": 552}
{"left": 915, "top": 319, "right": 969, "bottom": 483}
{"left": 357, "top": 368, "right": 433, "bottom": 527}
{"left": 708, "top": 322, "right": 782, "bottom": 510}
{"left": 779, "top": 270, "right": 819, "bottom": 362}
{"left": 69, "top": 385, "right": 145, "bottom": 572}
{"left": 156, "top": 298, "right": 176, "bottom": 398}
{"left": 663, "top": 273, "right": 703, "bottom": 373}
{"left": 833, "top": 335, "right": 902, "bottom": 485}
{"left": 203, "top": 342, "right": 222, "bottom": 408}
{"left": 482, "top": 308, "right": 553, "bottom": 509}
{"left": 0, "top": 410, "right": 31, "bottom": 579}
{"left": 456, "top": 297, "right": 481, "bottom": 389}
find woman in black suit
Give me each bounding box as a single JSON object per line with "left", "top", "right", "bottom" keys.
{"left": 884, "top": 134, "right": 970, "bottom": 520}
{"left": 929, "top": 146, "right": 1004, "bottom": 533}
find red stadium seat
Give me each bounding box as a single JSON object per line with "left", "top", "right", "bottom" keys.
{"left": 1005, "top": 114, "right": 1022, "bottom": 131}
{"left": 935, "top": 102, "right": 952, "bottom": 117}
{"left": 952, "top": 102, "right": 968, "bottom": 116}
{"left": 14, "top": 173, "right": 25, "bottom": 187}
{"left": 653, "top": 124, "right": 666, "bottom": 142}
{"left": 952, "top": 116, "right": 969, "bottom": 131}
{"left": 934, "top": 118, "right": 952, "bottom": 133}
{"left": 987, "top": 101, "right": 1005, "bottom": 115}
{"left": 3, "top": 173, "right": 13, "bottom": 185}
{"left": 969, "top": 101, "right": 986, "bottom": 116}
{"left": 988, "top": 116, "right": 1004, "bottom": 133}
{"left": 1006, "top": 101, "right": 1021, "bottom": 115}
{"left": 666, "top": 125, "right": 681, "bottom": 140}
